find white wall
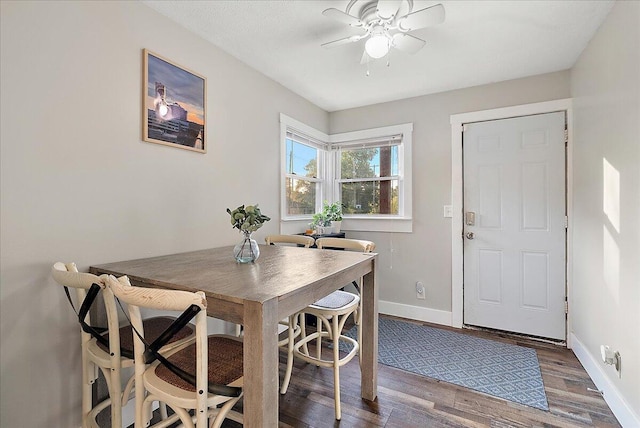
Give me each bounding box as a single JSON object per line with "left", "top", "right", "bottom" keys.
{"left": 329, "top": 71, "right": 570, "bottom": 321}
{"left": 0, "top": 2, "right": 327, "bottom": 426}
{"left": 570, "top": 0, "right": 640, "bottom": 423}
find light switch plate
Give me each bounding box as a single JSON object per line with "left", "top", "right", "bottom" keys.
{"left": 443, "top": 205, "right": 453, "bottom": 218}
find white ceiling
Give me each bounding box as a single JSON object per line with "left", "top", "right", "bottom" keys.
{"left": 143, "top": 0, "right": 614, "bottom": 112}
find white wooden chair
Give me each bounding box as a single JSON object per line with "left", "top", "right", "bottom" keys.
{"left": 282, "top": 237, "right": 376, "bottom": 420}
{"left": 264, "top": 234, "right": 315, "bottom": 393}
{"left": 317, "top": 237, "right": 377, "bottom": 336}
{"left": 106, "top": 274, "right": 244, "bottom": 428}
{"left": 51, "top": 262, "right": 194, "bottom": 428}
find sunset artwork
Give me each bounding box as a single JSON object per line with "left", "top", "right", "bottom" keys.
{"left": 143, "top": 49, "right": 206, "bottom": 153}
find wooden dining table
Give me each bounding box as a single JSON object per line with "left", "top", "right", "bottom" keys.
{"left": 90, "top": 244, "right": 378, "bottom": 427}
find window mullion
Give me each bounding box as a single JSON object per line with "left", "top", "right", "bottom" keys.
{"left": 285, "top": 173, "right": 322, "bottom": 183}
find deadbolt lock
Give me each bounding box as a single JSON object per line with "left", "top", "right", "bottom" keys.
{"left": 465, "top": 211, "right": 476, "bottom": 226}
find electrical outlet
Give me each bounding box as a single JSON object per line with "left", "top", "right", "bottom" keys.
{"left": 416, "top": 281, "right": 425, "bottom": 300}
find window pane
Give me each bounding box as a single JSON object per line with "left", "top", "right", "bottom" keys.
{"left": 340, "top": 180, "right": 399, "bottom": 215}
{"left": 286, "top": 177, "right": 317, "bottom": 215}
{"left": 340, "top": 146, "right": 398, "bottom": 179}
{"left": 286, "top": 139, "right": 317, "bottom": 177}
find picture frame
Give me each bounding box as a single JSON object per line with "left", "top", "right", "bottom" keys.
{"left": 143, "top": 49, "right": 206, "bottom": 153}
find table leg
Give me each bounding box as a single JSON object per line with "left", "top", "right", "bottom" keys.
{"left": 243, "top": 299, "right": 279, "bottom": 427}
{"left": 360, "top": 264, "right": 378, "bottom": 401}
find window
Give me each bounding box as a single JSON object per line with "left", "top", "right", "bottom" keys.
{"left": 280, "top": 114, "right": 412, "bottom": 232}
{"left": 284, "top": 132, "right": 322, "bottom": 216}
{"left": 336, "top": 137, "right": 401, "bottom": 215}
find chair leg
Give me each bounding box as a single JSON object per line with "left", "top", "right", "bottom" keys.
{"left": 316, "top": 319, "right": 322, "bottom": 362}
{"left": 210, "top": 397, "right": 241, "bottom": 428}
{"left": 159, "top": 402, "right": 168, "bottom": 420}
{"left": 358, "top": 305, "right": 363, "bottom": 367}
{"left": 108, "top": 365, "right": 122, "bottom": 428}
{"left": 81, "top": 352, "right": 92, "bottom": 428}
{"left": 280, "top": 315, "right": 296, "bottom": 394}
{"left": 142, "top": 397, "right": 170, "bottom": 428}
{"left": 332, "top": 314, "right": 342, "bottom": 421}
{"left": 300, "top": 314, "right": 309, "bottom": 356}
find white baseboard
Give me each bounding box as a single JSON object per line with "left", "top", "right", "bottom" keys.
{"left": 570, "top": 333, "right": 639, "bottom": 428}
{"left": 379, "top": 300, "right": 452, "bottom": 326}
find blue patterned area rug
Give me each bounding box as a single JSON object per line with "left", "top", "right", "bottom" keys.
{"left": 340, "top": 317, "right": 549, "bottom": 411}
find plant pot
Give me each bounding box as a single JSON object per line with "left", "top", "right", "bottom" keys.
{"left": 331, "top": 220, "right": 342, "bottom": 233}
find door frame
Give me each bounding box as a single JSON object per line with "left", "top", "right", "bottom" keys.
{"left": 450, "top": 98, "right": 574, "bottom": 347}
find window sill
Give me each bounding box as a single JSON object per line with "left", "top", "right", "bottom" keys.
{"left": 281, "top": 216, "right": 412, "bottom": 233}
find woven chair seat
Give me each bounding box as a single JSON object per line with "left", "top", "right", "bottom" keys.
{"left": 156, "top": 336, "right": 244, "bottom": 392}
{"left": 97, "top": 316, "right": 193, "bottom": 355}
{"left": 311, "top": 290, "right": 356, "bottom": 309}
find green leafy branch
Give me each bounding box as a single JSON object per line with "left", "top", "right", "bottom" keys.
{"left": 227, "top": 204, "right": 271, "bottom": 232}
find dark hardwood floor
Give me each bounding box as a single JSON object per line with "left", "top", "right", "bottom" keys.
{"left": 134, "top": 316, "right": 621, "bottom": 427}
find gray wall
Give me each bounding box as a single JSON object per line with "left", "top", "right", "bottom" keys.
{"left": 330, "top": 72, "right": 571, "bottom": 316}
{"left": 570, "top": 0, "right": 640, "bottom": 418}
{"left": 0, "top": 2, "right": 326, "bottom": 426}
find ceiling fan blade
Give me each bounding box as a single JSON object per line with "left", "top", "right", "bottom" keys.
{"left": 322, "top": 34, "right": 365, "bottom": 49}
{"left": 392, "top": 33, "right": 426, "bottom": 54}
{"left": 376, "top": 0, "right": 402, "bottom": 20}
{"left": 398, "top": 3, "right": 445, "bottom": 32}
{"left": 322, "top": 8, "right": 363, "bottom": 27}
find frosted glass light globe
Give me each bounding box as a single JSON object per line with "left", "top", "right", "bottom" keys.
{"left": 365, "top": 34, "right": 390, "bottom": 59}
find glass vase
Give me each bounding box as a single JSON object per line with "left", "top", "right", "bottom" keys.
{"left": 234, "top": 230, "right": 260, "bottom": 263}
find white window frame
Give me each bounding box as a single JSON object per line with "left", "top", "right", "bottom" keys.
{"left": 329, "top": 123, "right": 413, "bottom": 233}
{"left": 280, "top": 114, "right": 330, "bottom": 221}
{"left": 280, "top": 114, "right": 412, "bottom": 233}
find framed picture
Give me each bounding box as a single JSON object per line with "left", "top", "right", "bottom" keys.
{"left": 143, "top": 49, "right": 206, "bottom": 153}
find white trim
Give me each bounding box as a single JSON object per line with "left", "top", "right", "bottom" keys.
{"left": 570, "top": 334, "right": 638, "bottom": 427}
{"left": 379, "top": 300, "right": 452, "bottom": 326}
{"left": 328, "top": 123, "right": 412, "bottom": 144}
{"left": 280, "top": 113, "right": 329, "bottom": 142}
{"left": 449, "top": 99, "right": 573, "bottom": 339}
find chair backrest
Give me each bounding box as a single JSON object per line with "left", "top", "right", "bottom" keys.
{"left": 51, "top": 262, "right": 123, "bottom": 361}
{"left": 315, "top": 238, "right": 376, "bottom": 253}
{"left": 105, "top": 275, "right": 211, "bottom": 418}
{"left": 265, "top": 234, "right": 315, "bottom": 248}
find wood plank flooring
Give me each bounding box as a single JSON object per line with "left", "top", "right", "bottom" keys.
{"left": 138, "top": 316, "right": 621, "bottom": 427}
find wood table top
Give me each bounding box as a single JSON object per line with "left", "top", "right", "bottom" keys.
{"left": 90, "top": 244, "right": 377, "bottom": 305}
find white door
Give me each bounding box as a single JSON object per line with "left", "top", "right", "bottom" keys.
{"left": 463, "top": 112, "right": 566, "bottom": 340}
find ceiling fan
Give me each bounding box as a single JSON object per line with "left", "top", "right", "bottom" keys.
{"left": 322, "top": 0, "right": 445, "bottom": 63}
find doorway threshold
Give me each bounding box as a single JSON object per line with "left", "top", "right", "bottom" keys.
{"left": 462, "top": 324, "right": 567, "bottom": 347}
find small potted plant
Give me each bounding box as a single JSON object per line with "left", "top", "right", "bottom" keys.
{"left": 310, "top": 201, "right": 343, "bottom": 234}
{"left": 322, "top": 201, "right": 342, "bottom": 233}
{"left": 323, "top": 201, "right": 343, "bottom": 233}
{"left": 310, "top": 211, "right": 331, "bottom": 234}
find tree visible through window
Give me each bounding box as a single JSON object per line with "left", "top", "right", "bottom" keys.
{"left": 339, "top": 145, "right": 399, "bottom": 215}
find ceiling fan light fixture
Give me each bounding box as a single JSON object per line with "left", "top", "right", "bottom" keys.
{"left": 365, "top": 34, "right": 390, "bottom": 59}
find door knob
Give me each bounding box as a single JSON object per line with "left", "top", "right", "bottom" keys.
{"left": 466, "top": 232, "right": 474, "bottom": 240}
